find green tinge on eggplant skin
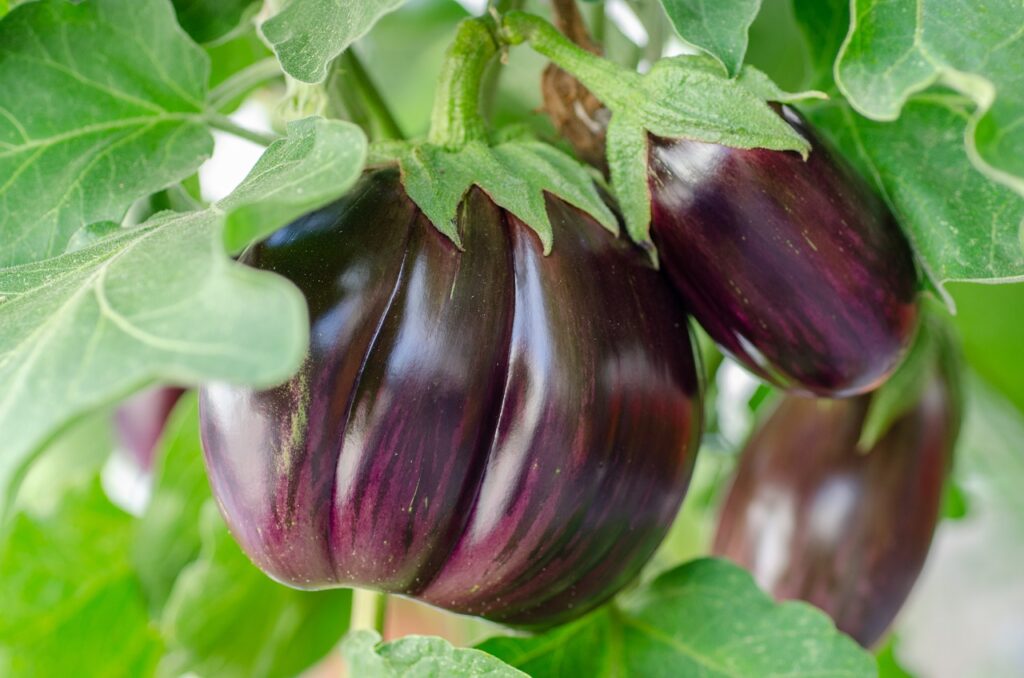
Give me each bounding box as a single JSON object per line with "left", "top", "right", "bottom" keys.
{"left": 200, "top": 169, "right": 703, "bottom": 627}
{"left": 713, "top": 371, "right": 957, "bottom": 647}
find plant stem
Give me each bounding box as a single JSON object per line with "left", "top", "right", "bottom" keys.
{"left": 501, "top": 12, "right": 638, "bottom": 110}
{"left": 205, "top": 113, "right": 279, "bottom": 146}
{"left": 350, "top": 588, "right": 387, "bottom": 636}
{"left": 428, "top": 18, "right": 500, "bottom": 149}
{"left": 207, "top": 58, "right": 283, "bottom": 112}
{"left": 335, "top": 49, "right": 404, "bottom": 141}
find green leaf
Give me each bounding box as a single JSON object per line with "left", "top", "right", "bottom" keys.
{"left": 133, "top": 393, "right": 210, "bottom": 612}
{"left": 172, "top": 0, "right": 259, "bottom": 45}
{"left": 0, "top": 117, "right": 366, "bottom": 512}
{"left": 160, "top": 502, "right": 352, "bottom": 678}
{"left": 343, "top": 630, "right": 527, "bottom": 678}
{"left": 262, "top": 0, "right": 405, "bottom": 83}
{"left": 390, "top": 139, "right": 617, "bottom": 253}
{"left": 0, "top": 480, "right": 162, "bottom": 677}
{"left": 660, "top": 0, "right": 762, "bottom": 77}
{"left": 836, "top": 0, "right": 1024, "bottom": 197}
{"left": 806, "top": 97, "right": 1024, "bottom": 292}
{"left": 221, "top": 117, "right": 368, "bottom": 252}
{"left": 480, "top": 558, "right": 875, "bottom": 678}
{"left": 0, "top": 0, "right": 213, "bottom": 267}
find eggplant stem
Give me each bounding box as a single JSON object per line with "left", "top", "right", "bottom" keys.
{"left": 350, "top": 588, "right": 388, "bottom": 636}
{"left": 334, "top": 49, "right": 404, "bottom": 141}
{"left": 501, "top": 12, "right": 638, "bottom": 110}
{"left": 205, "top": 113, "right": 279, "bottom": 146}
{"left": 207, "top": 58, "right": 283, "bottom": 112}
{"left": 427, "top": 18, "right": 500, "bottom": 149}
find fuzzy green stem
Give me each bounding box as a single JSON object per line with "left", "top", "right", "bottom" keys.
{"left": 350, "top": 588, "right": 387, "bottom": 636}
{"left": 501, "top": 11, "right": 639, "bottom": 109}
{"left": 336, "top": 49, "right": 404, "bottom": 141}
{"left": 428, "top": 18, "right": 500, "bottom": 149}
{"left": 205, "top": 113, "right": 279, "bottom": 146}
{"left": 208, "top": 58, "right": 283, "bottom": 112}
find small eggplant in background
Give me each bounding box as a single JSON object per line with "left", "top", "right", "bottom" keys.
{"left": 713, "top": 321, "right": 961, "bottom": 647}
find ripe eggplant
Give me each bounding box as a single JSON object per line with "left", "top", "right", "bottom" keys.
{"left": 114, "top": 386, "right": 185, "bottom": 471}
{"left": 200, "top": 169, "right": 702, "bottom": 626}
{"left": 712, "top": 372, "right": 958, "bottom": 647}
{"left": 649, "top": 106, "right": 918, "bottom": 397}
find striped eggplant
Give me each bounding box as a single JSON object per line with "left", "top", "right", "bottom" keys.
{"left": 199, "top": 169, "right": 702, "bottom": 627}
{"left": 648, "top": 106, "right": 919, "bottom": 397}
{"left": 115, "top": 386, "right": 185, "bottom": 471}
{"left": 712, "top": 370, "right": 958, "bottom": 647}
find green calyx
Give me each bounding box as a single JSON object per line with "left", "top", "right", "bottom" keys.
{"left": 500, "top": 11, "right": 816, "bottom": 249}
{"left": 858, "top": 308, "right": 964, "bottom": 451}
{"left": 376, "top": 16, "right": 617, "bottom": 254}
{"left": 501, "top": 11, "right": 638, "bottom": 110}
{"left": 427, "top": 18, "right": 500, "bottom": 149}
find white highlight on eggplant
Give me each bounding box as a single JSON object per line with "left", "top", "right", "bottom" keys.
{"left": 744, "top": 484, "right": 795, "bottom": 593}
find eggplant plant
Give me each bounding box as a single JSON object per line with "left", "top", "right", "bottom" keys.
{"left": 1, "top": 1, "right": 1022, "bottom": 677}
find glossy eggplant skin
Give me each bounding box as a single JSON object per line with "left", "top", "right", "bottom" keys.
{"left": 200, "top": 169, "right": 702, "bottom": 627}
{"left": 712, "top": 373, "right": 957, "bottom": 647}
{"left": 115, "top": 387, "right": 185, "bottom": 471}
{"left": 649, "top": 107, "right": 919, "bottom": 397}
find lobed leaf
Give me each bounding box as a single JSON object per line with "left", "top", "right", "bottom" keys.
{"left": 836, "top": 0, "right": 1024, "bottom": 197}
{"left": 0, "top": 0, "right": 213, "bottom": 267}
{"left": 660, "top": 0, "right": 762, "bottom": 77}
{"left": 221, "top": 117, "right": 368, "bottom": 252}
{"left": 806, "top": 97, "right": 1024, "bottom": 294}
{"left": 262, "top": 0, "right": 405, "bottom": 83}
{"left": 480, "top": 558, "right": 876, "bottom": 677}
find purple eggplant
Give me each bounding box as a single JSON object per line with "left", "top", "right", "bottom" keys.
{"left": 114, "top": 386, "right": 185, "bottom": 471}
{"left": 712, "top": 370, "right": 958, "bottom": 647}
{"left": 199, "top": 169, "right": 702, "bottom": 626}
{"left": 649, "top": 107, "right": 918, "bottom": 397}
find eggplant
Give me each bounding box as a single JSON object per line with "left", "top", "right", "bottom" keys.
{"left": 114, "top": 386, "right": 185, "bottom": 471}
{"left": 712, "top": 372, "right": 958, "bottom": 647}
{"left": 648, "top": 107, "right": 919, "bottom": 397}
{"left": 199, "top": 168, "right": 702, "bottom": 626}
